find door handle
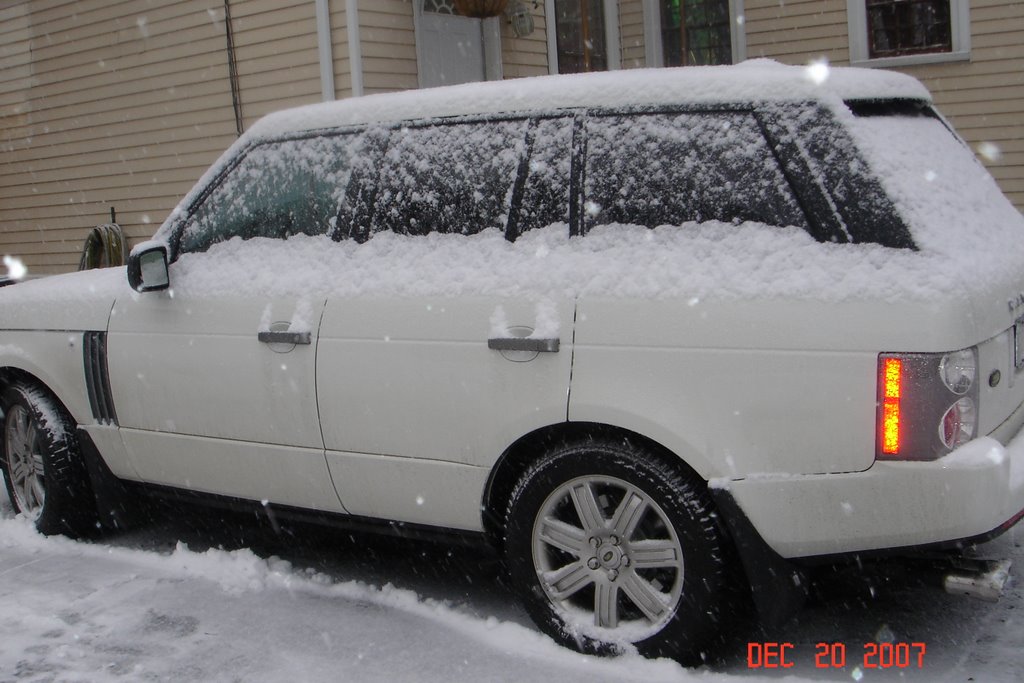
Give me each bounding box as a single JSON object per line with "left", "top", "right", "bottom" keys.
{"left": 258, "top": 330, "right": 312, "bottom": 345}
{"left": 487, "top": 337, "right": 559, "bottom": 353}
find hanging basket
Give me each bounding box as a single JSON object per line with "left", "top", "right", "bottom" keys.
{"left": 453, "top": 0, "right": 508, "bottom": 18}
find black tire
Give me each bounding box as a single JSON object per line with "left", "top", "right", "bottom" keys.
{"left": 1, "top": 382, "right": 99, "bottom": 537}
{"left": 504, "top": 437, "right": 736, "bottom": 663}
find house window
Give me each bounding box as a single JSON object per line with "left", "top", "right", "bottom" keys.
{"left": 553, "top": 0, "right": 608, "bottom": 73}
{"left": 660, "top": 0, "right": 733, "bottom": 66}
{"left": 847, "top": 0, "right": 969, "bottom": 66}
{"left": 867, "top": 0, "right": 951, "bottom": 58}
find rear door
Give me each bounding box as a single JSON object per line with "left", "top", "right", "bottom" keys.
{"left": 316, "top": 116, "right": 577, "bottom": 529}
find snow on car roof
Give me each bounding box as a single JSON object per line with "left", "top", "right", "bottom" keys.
{"left": 156, "top": 60, "right": 931, "bottom": 235}
{"left": 247, "top": 60, "right": 931, "bottom": 140}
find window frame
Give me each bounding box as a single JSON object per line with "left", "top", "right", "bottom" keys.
{"left": 642, "top": 0, "right": 746, "bottom": 68}
{"left": 545, "top": 0, "right": 621, "bottom": 74}
{"left": 847, "top": 0, "right": 970, "bottom": 68}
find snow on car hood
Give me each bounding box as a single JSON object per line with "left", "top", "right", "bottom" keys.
{"left": 0, "top": 266, "right": 129, "bottom": 331}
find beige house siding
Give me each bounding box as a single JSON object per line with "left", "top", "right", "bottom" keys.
{"left": 358, "top": 0, "right": 418, "bottom": 95}
{"left": 745, "top": 0, "right": 1024, "bottom": 210}
{"left": 619, "top": 0, "right": 647, "bottom": 68}
{"left": 229, "top": 0, "right": 323, "bottom": 126}
{"left": 745, "top": 1, "right": 851, "bottom": 63}
{"left": 1, "top": 1, "right": 1021, "bottom": 276}
{"left": 0, "top": 0, "right": 238, "bottom": 274}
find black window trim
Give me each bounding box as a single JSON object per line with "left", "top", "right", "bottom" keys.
{"left": 168, "top": 100, "right": 921, "bottom": 260}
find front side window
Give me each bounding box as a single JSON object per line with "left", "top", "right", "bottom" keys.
{"left": 660, "top": 0, "right": 733, "bottom": 66}
{"left": 583, "top": 112, "right": 808, "bottom": 232}
{"left": 867, "top": 0, "right": 951, "bottom": 58}
{"left": 179, "top": 134, "right": 366, "bottom": 254}
{"left": 554, "top": 0, "right": 607, "bottom": 73}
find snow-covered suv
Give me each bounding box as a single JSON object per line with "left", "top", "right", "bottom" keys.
{"left": 2, "top": 62, "right": 1023, "bottom": 661}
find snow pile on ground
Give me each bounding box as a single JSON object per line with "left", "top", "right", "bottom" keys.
{"left": 0, "top": 513, "right": 724, "bottom": 683}
{"left": 2, "top": 481, "right": 1023, "bottom": 682}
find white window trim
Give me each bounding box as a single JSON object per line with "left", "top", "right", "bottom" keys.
{"left": 643, "top": 0, "right": 747, "bottom": 68}
{"left": 345, "top": 0, "right": 363, "bottom": 97}
{"left": 315, "top": 0, "right": 336, "bottom": 101}
{"left": 545, "top": 0, "right": 622, "bottom": 74}
{"left": 847, "top": 0, "right": 970, "bottom": 68}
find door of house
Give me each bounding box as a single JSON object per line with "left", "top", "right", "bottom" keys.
{"left": 418, "top": 0, "right": 485, "bottom": 88}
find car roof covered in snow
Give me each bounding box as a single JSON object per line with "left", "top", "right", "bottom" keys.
{"left": 245, "top": 60, "right": 932, "bottom": 141}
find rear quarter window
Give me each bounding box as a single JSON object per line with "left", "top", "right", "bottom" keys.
{"left": 582, "top": 111, "right": 809, "bottom": 232}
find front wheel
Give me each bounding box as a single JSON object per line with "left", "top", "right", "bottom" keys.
{"left": 1, "top": 383, "right": 98, "bottom": 537}
{"left": 504, "top": 439, "right": 736, "bottom": 662}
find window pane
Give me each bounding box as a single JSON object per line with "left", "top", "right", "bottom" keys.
{"left": 867, "top": 0, "right": 951, "bottom": 58}
{"left": 583, "top": 112, "right": 807, "bottom": 231}
{"left": 661, "top": 0, "right": 733, "bottom": 67}
{"left": 555, "top": 0, "right": 607, "bottom": 73}
{"left": 179, "top": 134, "right": 363, "bottom": 254}
{"left": 371, "top": 120, "right": 529, "bottom": 236}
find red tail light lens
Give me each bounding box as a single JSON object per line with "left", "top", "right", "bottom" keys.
{"left": 877, "top": 348, "right": 978, "bottom": 461}
{"left": 881, "top": 358, "right": 902, "bottom": 455}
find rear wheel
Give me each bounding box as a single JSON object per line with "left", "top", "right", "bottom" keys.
{"left": 1, "top": 383, "right": 98, "bottom": 537}
{"left": 504, "top": 438, "right": 735, "bottom": 662}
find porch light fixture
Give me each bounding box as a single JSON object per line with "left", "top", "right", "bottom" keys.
{"left": 505, "top": 0, "right": 535, "bottom": 37}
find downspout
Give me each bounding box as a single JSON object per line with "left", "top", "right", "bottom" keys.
{"left": 345, "top": 0, "right": 364, "bottom": 96}
{"left": 315, "top": 0, "right": 336, "bottom": 101}
{"left": 223, "top": 0, "right": 244, "bottom": 134}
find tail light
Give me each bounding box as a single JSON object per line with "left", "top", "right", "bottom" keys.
{"left": 876, "top": 347, "right": 979, "bottom": 460}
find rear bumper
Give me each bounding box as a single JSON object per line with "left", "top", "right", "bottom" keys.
{"left": 722, "top": 411, "right": 1024, "bottom": 559}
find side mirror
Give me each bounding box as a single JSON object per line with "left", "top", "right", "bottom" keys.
{"left": 127, "top": 243, "right": 170, "bottom": 292}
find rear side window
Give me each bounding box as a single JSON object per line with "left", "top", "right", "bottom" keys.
{"left": 772, "top": 102, "right": 916, "bottom": 249}
{"left": 179, "top": 134, "right": 367, "bottom": 254}
{"left": 370, "top": 120, "right": 529, "bottom": 236}
{"left": 583, "top": 111, "right": 808, "bottom": 232}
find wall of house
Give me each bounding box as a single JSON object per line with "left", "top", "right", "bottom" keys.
{"left": 358, "top": 0, "right": 419, "bottom": 94}
{"left": 229, "top": 0, "right": 323, "bottom": 127}
{"left": 745, "top": 0, "right": 1024, "bottom": 210}
{"left": 619, "top": 0, "right": 647, "bottom": 68}
{"left": 1, "top": 1, "right": 1020, "bottom": 275}
{"left": 0, "top": 0, "right": 240, "bottom": 274}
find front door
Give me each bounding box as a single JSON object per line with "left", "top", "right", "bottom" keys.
{"left": 103, "top": 134, "right": 369, "bottom": 514}
{"left": 107, "top": 291, "right": 341, "bottom": 512}
{"left": 418, "top": 0, "right": 485, "bottom": 87}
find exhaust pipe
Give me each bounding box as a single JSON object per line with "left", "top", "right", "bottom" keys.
{"left": 943, "top": 559, "right": 1012, "bottom": 602}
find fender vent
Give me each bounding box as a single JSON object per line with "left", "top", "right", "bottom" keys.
{"left": 83, "top": 331, "right": 117, "bottom": 426}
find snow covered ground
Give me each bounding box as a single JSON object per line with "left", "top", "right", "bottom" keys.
{"left": 1, "top": 483, "right": 1021, "bottom": 682}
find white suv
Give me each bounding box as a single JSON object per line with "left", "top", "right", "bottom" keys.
{"left": 2, "top": 62, "right": 1023, "bottom": 661}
